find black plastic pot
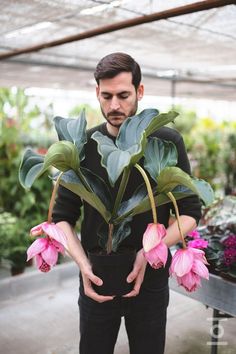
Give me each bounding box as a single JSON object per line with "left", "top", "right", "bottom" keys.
{"left": 88, "top": 248, "right": 136, "bottom": 296}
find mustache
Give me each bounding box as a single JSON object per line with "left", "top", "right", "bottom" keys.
{"left": 107, "top": 111, "right": 125, "bottom": 117}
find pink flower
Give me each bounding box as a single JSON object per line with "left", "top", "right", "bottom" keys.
{"left": 143, "top": 223, "right": 168, "bottom": 269}
{"left": 188, "top": 229, "right": 200, "bottom": 239}
{"left": 170, "top": 247, "right": 209, "bottom": 292}
{"left": 30, "top": 222, "right": 67, "bottom": 248}
{"left": 188, "top": 239, "right": 208, "bottom": 249}
{"left": 27, "top": 222, "right": 67, "bottom": 272}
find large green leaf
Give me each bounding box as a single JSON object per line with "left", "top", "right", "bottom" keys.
{"left": 59, "top": 169, "right": 112, "bottom": 223}
{"left": 91, "top": 109, "right": 178, "bottom": 186}
{"left": 53, "top": 109, "right": 87, "bottom": 159}
{"left": 116, "top": 108, "right": 159, "bottom": 149}
{"left": 157, "top": 168, "right": 215, "bottom": 206}
{"left": 92, "top": 131, "right": 147, "bottom": 186}
{"left": 114, "top": 184, "right": 148, "bottom": 223}
{"left": 191, "top": 178, "right": 215, "bottom": 207}
{"left": 156, "top": 167, "right": 198, "bottom": 194}
{"left": 19, "top": 141, "right": 80, "bottom": 189}
{"left": 19, "top": 148, "right": 44, "bottom": 189}
{"left": 145, "top": 111, "right": 179, "bottom": 136}
{"left": 144, "top": 138, "right": 178, "bottom": 181}
{"left": 113, "top": 184, "right": 199, "bottom": 224}
{"left": 44, "top": 141, "right": 80, "bottom": 171}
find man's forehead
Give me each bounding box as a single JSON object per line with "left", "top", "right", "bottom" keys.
{"left": 98, "top": 74, "right": 135, "bottom": 95}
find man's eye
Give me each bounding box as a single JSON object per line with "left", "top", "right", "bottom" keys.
{"left": 102, "top": 95, "right": 112, "bottom": 100}
{"left": 119, "top": 94, "right": 129, "bottom": 99}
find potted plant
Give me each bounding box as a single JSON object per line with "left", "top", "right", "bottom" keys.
{"left": 195, "top": 196, "right": 236, "bottom": 282}
{"left": 19, "top": 108, "right": 214, "bottom": 294}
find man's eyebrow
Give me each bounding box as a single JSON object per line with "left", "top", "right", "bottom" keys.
{"left": 101, "top": 90, "right": 131, "bottom": 95}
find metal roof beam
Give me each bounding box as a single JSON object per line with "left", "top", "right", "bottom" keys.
{"left": 0, "top": 0, "right": 234, "bottom": 60}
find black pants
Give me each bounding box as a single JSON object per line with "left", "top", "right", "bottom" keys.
{"left": 78, "top": 283, "right": 169, "bottom": 354}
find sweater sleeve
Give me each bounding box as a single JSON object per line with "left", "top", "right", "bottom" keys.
{"left": 52, "top": 185, "right": 82, "bottom": 227}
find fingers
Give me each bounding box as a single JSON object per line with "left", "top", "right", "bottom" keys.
{"left": 123, "top": 249, "right": 147, "bottom": 298}
{"left": 82, "top": 270, "right": 114, "bottom": 303}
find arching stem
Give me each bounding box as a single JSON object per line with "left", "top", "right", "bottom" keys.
{"left": 48, "top": 172, "right": 63, "bottom": 223}
{"left": 135, "top": 164, "right": 157, "bottom": 224}
{"left": 167, "top": 191, "right": 187, "bottom": 249}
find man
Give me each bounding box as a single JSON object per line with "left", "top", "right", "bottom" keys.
{"left": 52, "top": 52, "right": 201, "bottom": 354}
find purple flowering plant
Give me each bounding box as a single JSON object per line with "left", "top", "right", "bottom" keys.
{"left": 195, "top": 196, "right": 236, "bottom": 281}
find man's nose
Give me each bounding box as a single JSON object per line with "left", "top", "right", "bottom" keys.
{"left": 110, "top": 96, "right": 120, "bottom": 110}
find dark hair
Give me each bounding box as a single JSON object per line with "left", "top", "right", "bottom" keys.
{"left": 94, "top": 52, "right": 142, "bottom": 90}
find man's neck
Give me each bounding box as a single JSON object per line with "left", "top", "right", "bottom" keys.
{"left": 106, "top": 122, "right": 119, "bottom": 137}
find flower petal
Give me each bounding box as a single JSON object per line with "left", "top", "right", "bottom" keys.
{"left": 144, "top": 240, "right": 168, "bottom": 268}
{"left": 170, "top": 248, "right": 194, "bottom": 277}
{"left": 179, "top": 272, "right": 201, "bottom": 292}
{"left": 51, "top": 238, "right": 65, "bottom": 254}
{"left": 27, "top": 238, "right": 48, "bottom": 261}
{"left": 42, "top": 222, "right": 68, "bottom": 249}
{"left": 192, "top": 259, "right": 209, "bottom": 279}
{"left": 35, "top": 254, "right": 43, "bottom": 268}
{"left": 30, "top": 222, "right": 48, "bottom": 237}
{"left": 41, "top": 244, "right": 58, "bottom": 266}
{"left": 143, "top": 223, "right": 166, "bottom": 252}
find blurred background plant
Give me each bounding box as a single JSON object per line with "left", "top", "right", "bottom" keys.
{"left": 170, "top": 105, "right": 236, "bottom": 194}
{"left": 197, "top": 196, "right": 236, "bottom": 282}
{"left": 0, "top": 87, "right": 54, "bottom": 275}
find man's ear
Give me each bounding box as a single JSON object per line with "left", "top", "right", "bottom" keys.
{"left": 137, "top": 84, "right": 144, "bottom": 101}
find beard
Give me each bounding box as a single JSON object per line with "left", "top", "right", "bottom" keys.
{"left": 100, "top": 100, "right": 138, "bottom": 128}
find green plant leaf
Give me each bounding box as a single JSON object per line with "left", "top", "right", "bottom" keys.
{"left": 156, "top": 167, "right": 198, "bottom": 194}
{"left": 59, "top": 169, "right": 112, "bottom": 223}
{"left": 19, "top": 148, "right": 44, "bottom": 189}
{"left": 92, "top": 131, "right": 147, "bottom": 186}
{"left": 114, "top": 185, "right": 196, "bottom": 224}
{"left": 144, "top": 138, "right": 178, "bottom": 181}
{"left": 98, "top": 219, "right": 132, "bottom": 252}
{"left": 191, "top": 178, "right": 215, "bottom": 207}
{"left": 44, "top": 141, "right": 80, "bottom": 171}
{"left": 116, "top": 108, "right": 159, "bottom": 149}
{"left": 53, "top": 109, "right": 87, "bottom": 159}
{"left": 19, "top": 141, "right": 80, "bottom": 189}
{"left": 145, "top": 111, "right": 179, "bottom": 136}
{"left": 91, "top": 109, "right": 178, "bottom": 186}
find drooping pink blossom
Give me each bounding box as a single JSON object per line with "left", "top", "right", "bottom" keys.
{"left": 188, "top": 238, "right": 208, "bottom": 249}
{"left": 143, "top": 223, "right": 168, "bottom": 269}
{"left": 170, "top": 247, "right": 209, "bottom": 292}
{"left": 30, "top": 221, "right": 67, "bottom": 248}
{"left": 27, "top": 222, "right": 67, "bottom": 272}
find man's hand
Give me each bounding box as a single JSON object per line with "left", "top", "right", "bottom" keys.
{"left": 123, "top": 248, "right": 147, "bottom": 298}
{"left": 81, "top": 262, "right": 115, "bottom": 303}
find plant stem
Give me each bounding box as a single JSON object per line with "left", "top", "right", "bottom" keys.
{"left": 111, "top": 167, "right": 130, "bottom": 219}
{"left": 135, "top": 164, "right": 157, "bottom": 224}
{"left": 167, "top": 191, "right": 186, "bottom": 248}
{"left": 106, "top": 223, "right": 114, "bottom": 254}
{"left": 48, "top": 172, "right": 63, "bottom": 223}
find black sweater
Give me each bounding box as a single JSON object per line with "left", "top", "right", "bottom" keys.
{"left": 52, "top": 122, "right": 202, "bottom": 288}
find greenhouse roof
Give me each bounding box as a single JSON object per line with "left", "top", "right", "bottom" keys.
{"left": 0, "top": 0, "right": 236, "bottom": 100}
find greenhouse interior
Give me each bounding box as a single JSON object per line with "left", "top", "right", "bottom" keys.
{"left": 0, "top": 1, "right": 236, "bottom": 354}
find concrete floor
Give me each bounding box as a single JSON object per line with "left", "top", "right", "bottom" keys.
{"left": 0, "top": 265, "right": 235, "bottom": 354}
